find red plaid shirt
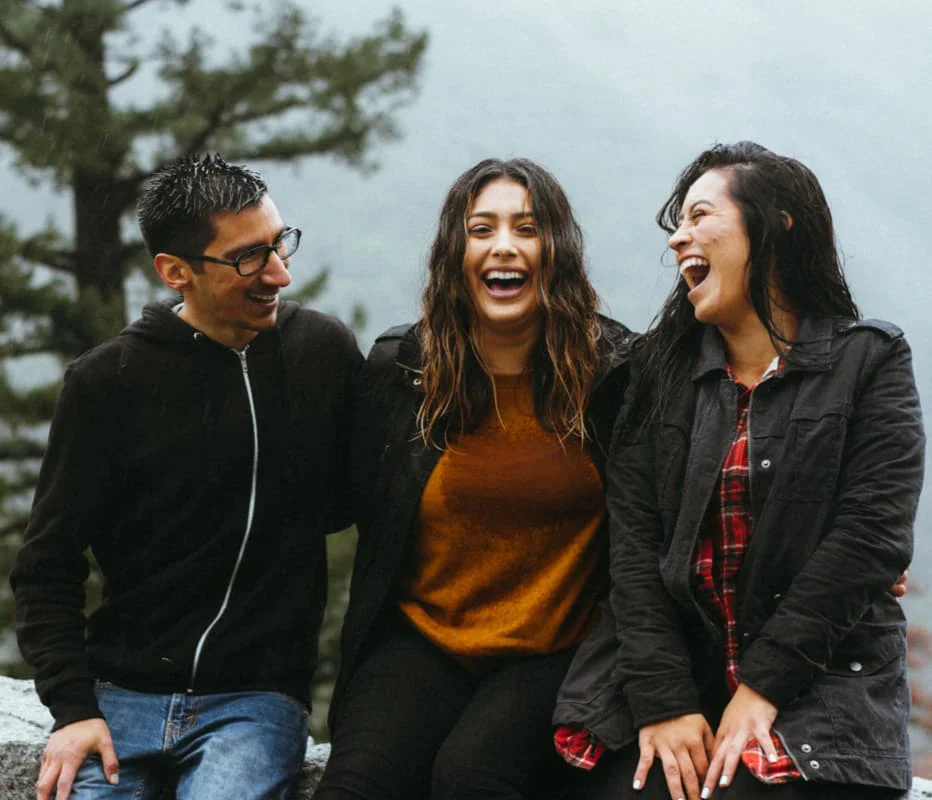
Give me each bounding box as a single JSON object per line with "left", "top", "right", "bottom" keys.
{"left": 556, "top": 359, "right": 800, "bottom": 783}
{"left": 693, "top": 360, "right": 799, "bottom": 783}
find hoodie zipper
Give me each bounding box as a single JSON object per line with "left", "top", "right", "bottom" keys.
{"left": 188, "top": 347, "right": 260, "bottom": 691}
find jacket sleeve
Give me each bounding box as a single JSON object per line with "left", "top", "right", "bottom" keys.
{"left": 738, "top": 334, "right": 924, "bottom": 706}
{"left": 609, "top": 395, "right": 704, "bottom": 728}
{"left": 9, "top": 358, "right": 115, "bottom": 729}
{"left": 349, "top": 335, "right": 402, "bottom": 543}
{"left": 324, "top": 323, "right": 365, "bottom": 534}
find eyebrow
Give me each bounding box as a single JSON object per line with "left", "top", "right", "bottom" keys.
{"left": 219, "top": 227, "right": 288, "bottom": 260}
{"left": 466, "top": 210, "right": 536, "bottom": 221}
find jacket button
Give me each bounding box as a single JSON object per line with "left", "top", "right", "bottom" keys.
{"left": 849, "top": 662, "right": 863, "bottom": 672}
{"left": 800, "top": 743, "right": 812, "bottom": 753}
{"left": 809, "top": 760, "right": 820, "bottom": 770}
{"left": 760, "top": 458, "right": 772, "bottom": 469}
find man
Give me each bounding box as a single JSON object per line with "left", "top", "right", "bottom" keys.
{"left": 10, "top": 154, "right": 362, "bottom": 799}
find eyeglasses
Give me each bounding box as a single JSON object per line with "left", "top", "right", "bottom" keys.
{"left": 171, "top": 227, "right": 302, "bottom": 277}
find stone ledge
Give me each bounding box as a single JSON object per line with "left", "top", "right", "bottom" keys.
{"left": 1, "top": 676, "right": 929, "bottom": 799}
{"left": 0, "top": 676, "right": 328, "bottom": 799}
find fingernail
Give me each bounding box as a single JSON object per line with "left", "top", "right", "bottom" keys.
{"left": 768, "top": 753, "right": 777, "bottom": 763}
{"left": 633, "top": 779, "right": 642, "bottom": 789}
{"left": 702, "top": 789, "right": 711, "bottom": 799}
{"left": 109, "top": 772, "right": 119, "bottom": 785}
{"left": 719, "top": 775, "right": 729, "bottom": 786}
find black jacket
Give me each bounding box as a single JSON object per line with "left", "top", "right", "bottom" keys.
{"left": 554, "top": 317, "right": 925, "bottom": 790}
{"left": 329, "top": 316, "right": 635, "bottom": 730}
{"left": 11, "top": 300, "right": 362, "bottom": 729}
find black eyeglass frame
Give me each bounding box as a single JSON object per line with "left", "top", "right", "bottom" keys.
{"left": 170, "top": 227, "right": 302, "bottom": 277}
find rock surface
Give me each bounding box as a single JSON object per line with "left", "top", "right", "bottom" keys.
{"left": 2, "top": 675, "right": 931, "bottom": 798}
{"left": 0, "top": 676, "right": 329, "bottom": 799}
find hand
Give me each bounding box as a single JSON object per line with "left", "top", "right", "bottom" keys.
{"left": 36, "top": 718, "right": 119, "bottom": 800}
{"left": 890, "top": 570, "right": 908, "bottom": 598}
{"left": 702, "top": 684, "right": 777, "bottom": 798}
{"left": 634, "top": 713, "right": 714, "bottom": 800}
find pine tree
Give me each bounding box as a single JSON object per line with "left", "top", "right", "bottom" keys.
{"left": 0, "top": 0, "right": 426, "bottom": 676}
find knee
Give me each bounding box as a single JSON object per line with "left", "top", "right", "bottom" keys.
{"left": 431, "top": 748, "right": 515, "bottom": 800}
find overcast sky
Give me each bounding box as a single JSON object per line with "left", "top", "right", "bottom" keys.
{"left": 3, "top": 0, "right": 932, "bottom": 562}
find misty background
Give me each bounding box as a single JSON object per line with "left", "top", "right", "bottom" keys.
{"left": 2, "top": 0, "right": 931, "bottom": 721}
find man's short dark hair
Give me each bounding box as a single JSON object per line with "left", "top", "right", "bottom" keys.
{"left": 137, "top": 154, "right": 268, "bottom": 260}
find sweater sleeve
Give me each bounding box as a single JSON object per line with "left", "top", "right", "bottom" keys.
{"left": 10, "top": 356, "right": 119, "bottom": 729}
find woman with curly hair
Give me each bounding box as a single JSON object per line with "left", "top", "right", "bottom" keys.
{"left": 315, "top": 158, "right": 635, "bottom": 799}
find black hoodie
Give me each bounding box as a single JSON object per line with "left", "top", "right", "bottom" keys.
{"left": 11, "top": 300, "right": 362, "bottom": 729}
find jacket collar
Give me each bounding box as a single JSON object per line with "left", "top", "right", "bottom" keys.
{"left": 692, "top": 316, "right": 834, "bottom": 381}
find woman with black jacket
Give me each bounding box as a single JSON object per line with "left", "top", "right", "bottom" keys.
{"left": 555, "top": 142, "right": 924, "bottom": 799}
{"left": 315, "top": 158, "right": 634, "bottom": 799}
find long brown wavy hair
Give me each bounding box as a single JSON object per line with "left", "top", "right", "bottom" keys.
{"left": 417, "top": 158, "right": 602, "bottom": 446}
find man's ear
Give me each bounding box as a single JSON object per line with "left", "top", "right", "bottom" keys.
{"left": 153, "top": 254, "right": 193, "bottom": 292}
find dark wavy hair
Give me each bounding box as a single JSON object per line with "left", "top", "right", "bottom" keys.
{"left": 417, "top": 158, "right": 602, "bottom": 445}
{"left": 636, "top": 141, "right": 859, "bottom": 423}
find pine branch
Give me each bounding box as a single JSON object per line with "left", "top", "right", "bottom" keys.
{"left": 0, "top": 19, "right": 31, "bottom": 59}
{"left": 0, "top": 513, "right": 29, "bottom": 540}
{"left": 107, "top": 59, "right": 140, "bottom": 87}
{"left": 19, "top": 237, "right": 76, "bottom": 274}
{"left": 0, "top": 440, "right": 46, "bottom": 460}
{"left": 122, "top": 0, "right": 161, "bottom": 11}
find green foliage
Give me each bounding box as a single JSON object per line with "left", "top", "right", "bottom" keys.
{"left": 0, "top": 0, "right": 426, "bottom": 706}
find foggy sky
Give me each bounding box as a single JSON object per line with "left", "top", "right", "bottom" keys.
{"left": 3, "top": 0, "right": 931, "bottom": 565}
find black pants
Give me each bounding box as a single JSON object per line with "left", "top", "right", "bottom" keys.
{"left": 315, "top": 614, "right": 582, "bottom": 800}
{"left": 575, "top": 742, "right": 906, "bottom": 800}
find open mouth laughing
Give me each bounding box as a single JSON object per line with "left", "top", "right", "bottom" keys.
{"left": 482, "top": 269, "right": 529, "bottom": 298}
{"left": 678, "top": 256, "right": 710, "bottom": 292}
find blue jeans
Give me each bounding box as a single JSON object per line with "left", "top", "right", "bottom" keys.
{"left": 71, "top": 683, "right": 309, "bottom": 799}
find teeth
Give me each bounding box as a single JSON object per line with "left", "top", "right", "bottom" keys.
{"left": 485, "top": 270, "right": 525, "bottom": 281}
{"left": 250, "top": 293, "right": 277, "bottom": 302}
{"left": 678, "top": 256, "right": 709, "bottom": 276}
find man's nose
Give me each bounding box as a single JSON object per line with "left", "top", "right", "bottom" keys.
{"left": 261, "top": 252, "right": 292, "bottom": 287}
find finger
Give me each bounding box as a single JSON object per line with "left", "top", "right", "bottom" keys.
{"left": 35, "top": 757, "right": 59, "bottom": 800}
{"left": 633, "top": 742, "right": 655, "bottom": 791}
{"left": 98, "top": 738, "right": 120, "bottom": 786}
{"left": 702, "top": 746, "right": 726, "bottom": 799}
{"left": 703, "top": 724, "right": 716, "bottom": 761}
{"left": 676, "top": 747, "right": 701, "bottom": 800}
{"left": 689, "top": 737, "right": 710, "bottom": 784}
{"left": 660, "top": 748, "right": 686, "bottom": 800}
{"left": 756, "top": 726, "right": 779, "bottom": 764}
{"left": 55, "top": 762, "right": 77, "bottom": 800}
{"left": 719, "top": 743, "right": 743, "bottom": 790}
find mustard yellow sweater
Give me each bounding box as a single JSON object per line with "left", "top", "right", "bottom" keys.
{"left": 397, "top": 373, "right": 605, "bottom": 661}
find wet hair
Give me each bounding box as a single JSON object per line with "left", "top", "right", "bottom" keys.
{"left": 417, "top": 157, "right": 602, "bottom": 446}
{"left": 137, "top": 154, "right": 268, "bottom": 265}
{"left": 634, "top": 141, "right": 859, "bottom": 425}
